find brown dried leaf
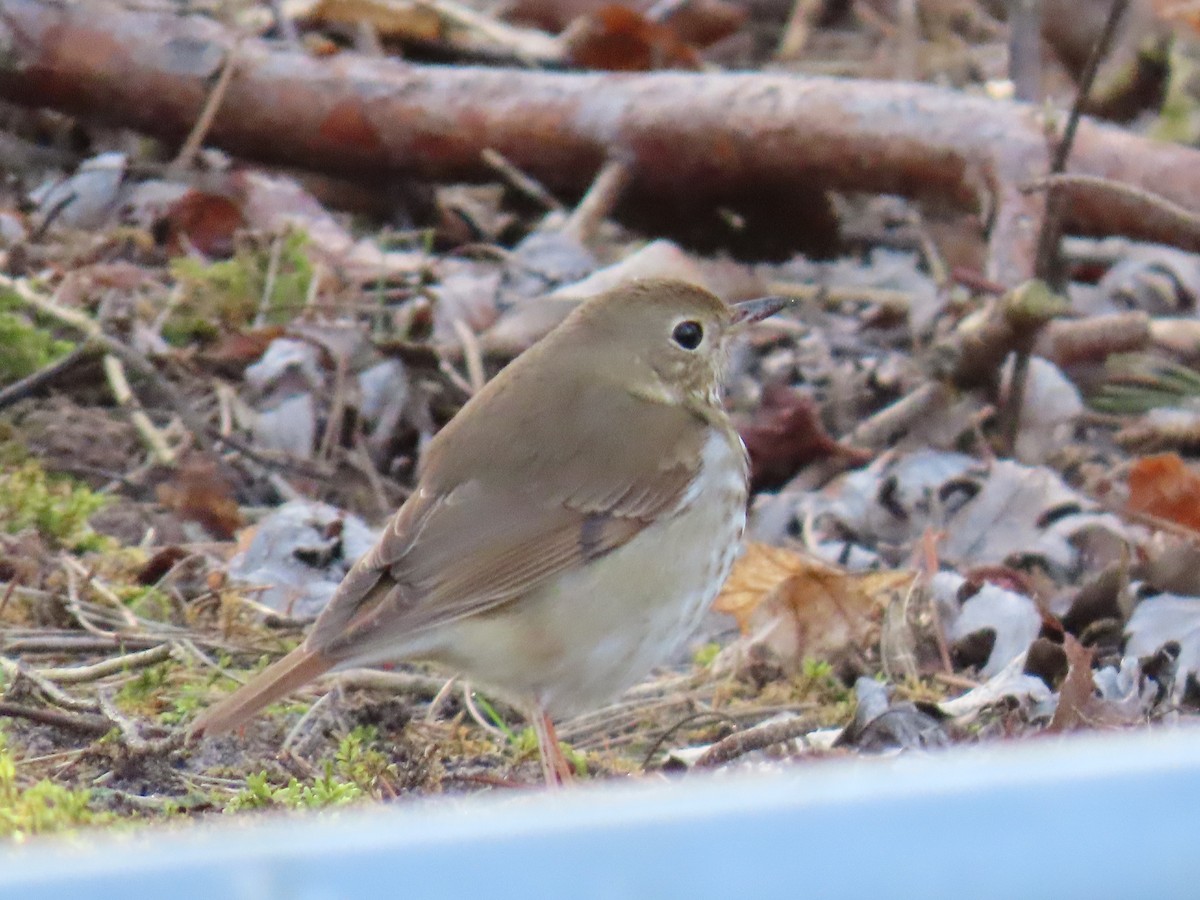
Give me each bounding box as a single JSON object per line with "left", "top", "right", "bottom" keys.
{"left": 197, "top": 327, "right": 288, "bottom": 377}
{"left": 155, "top": 455, "right": 244, "bottom": 540}
{"left": 292, "top": 0, "right": 443, "bottom": 40}
{"left": 159, "top": 189, "right": 246, "bottom": 257}
{"left": 563, "top": 4, "right": 699, "bottom": 71}
{"left": 1127, "top": 452, "right": 1200, "bottom": 532}
{"left": 1047, "top": 634, "right": 1100, "bottom": 732}
{"left": 507, "top": 0, "right": 744, "bottom": 45}
{"left": 739, "top": 384, "right": 872, "bottom": 491}
{"left": 715, "top": 542, "right": 915, "bottom": 669}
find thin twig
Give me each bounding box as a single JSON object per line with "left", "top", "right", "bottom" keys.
{"left": 317, "top": 349, "right": 351, "bottom": 461}
{"left": 170, "top": 38, "right": 241, "bottom": 173}
{"left": 481, "top": 148, "right": 561, "bottom": 211}
{"left": 337, "top": 668, "right": 449, "bottom": 698}
{"left": 425, "top": 675, "right": 459, "bottom": 723}
{"left": 350, "top": 435, "right": 396, "bottom": 519}
{"left": 255, "top": 233, "right": 285, "bottom": 328}
{"left": 1000, "top": 0, "right": 1130, "bottom": 457}
{"left": 35, "top": 644, "right": 174, "bottom": 685}
{"left": 103, "top": 353, "right": 176, "bottom": 464}
{"left": 461, "top": 683, "right": 508, "bottom": 740}
{"left": 0, "top": 274, "right": 219, "bottom": 456}
{"left": 1026, "top": 173, "right": 1200, "bottom": 242}
{"left": 0, "top": 345, "right": 99, "bottom": 411}
{"left": 1033, "top": 0, "right": 1131, "bottom": 288}
{"left": 0, "top": 657, "right": 99, "bottom": 713}
{"left": 640, "top": 710, "right": 740, "bottom": 770}
{"left": 451, "top": 318, "right": 486, "bottom": 394}
{"left": 0, "top": 702, "right": 111, "bottom": 733}
{"left": 62, "top": 556, "right": 141, "bottom": 630}
{"left": 849, "top": 382, "right": 949, "bottom": 448}
{"left": 282, "top": 689, "right": 335, "bottom": 752}
{"left": 562, "top": 158, "right": 630, "bottom": 244}
{"left": 693, "top": 716, "right": 813, "bottom": 768}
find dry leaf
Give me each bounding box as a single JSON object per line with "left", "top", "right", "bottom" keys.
{"left": 1127, "top": 452, "right": 1200, "bottom": 532}
{"left": 563, "top": 4, "right": 699, "bottom": 70}
{"left": 739, "top": 383, "right": 872, "bottom": 492}
{"left": 293, "top": 0, "right": 442, "bottom": 40}
{"left": 1047, "top": 634, "right": 1100, "bottom": 732}
{"left": 158, "top": 189, "right": 247, "bottom": 257}
{"left": 156, "top": 454, "right": 244, "bottom": 540}
{"left": 715, "top": 542, "right": 915, "bottom": 670}
{"left": 507, "top": 0, "right": 744, "bottom": 46}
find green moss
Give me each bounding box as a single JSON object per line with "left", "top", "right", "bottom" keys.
{"left": 166, "top": 230, "right": 314, "bottom": 345}
{"left": 0, "top": 461, "right": 108, "bottom": 551}
{"left": 510, "top": 726, "right": 588, "bottom": 777}
{"left": 114, "top": 584, "right": 173, "bottom": 621}
{"left": 692, "top": 642, "right": 721, "bottom": 668}
{"left": 0, "top": 290, "right": 74, "bottom": 383}
{"left": 224, "top": 727, "right": 397, "bottom": 812}
{"left": 0, "top": 730, "right": 111, "bottom": 839}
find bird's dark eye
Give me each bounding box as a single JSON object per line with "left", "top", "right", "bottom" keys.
{"left": 671, "top": 320, "right": 703, "bottom": 350}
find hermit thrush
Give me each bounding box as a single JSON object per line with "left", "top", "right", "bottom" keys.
{"left": 189, "top": 279, "right": 789, "bottom": 785}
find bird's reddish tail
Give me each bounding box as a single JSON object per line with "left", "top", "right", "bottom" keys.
{"left": 187, "top": 646, "right": 333, "bottom": 738}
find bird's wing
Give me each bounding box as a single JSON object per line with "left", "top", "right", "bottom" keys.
{"left": 307, "top": 389, "right": 712, "bottom": 663}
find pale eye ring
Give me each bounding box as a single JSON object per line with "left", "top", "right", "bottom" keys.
{"left": 671, "top": 320, "right": 703, "bottom": 350}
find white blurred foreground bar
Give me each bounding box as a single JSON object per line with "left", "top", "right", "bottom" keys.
{"left": 3, "top": 725, "right": 1200, "bottom": 899}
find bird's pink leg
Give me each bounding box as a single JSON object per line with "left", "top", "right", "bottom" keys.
{"left": 532, "top": 707, "right": 573, "bottom": 788}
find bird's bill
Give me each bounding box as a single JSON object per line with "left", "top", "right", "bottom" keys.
{"left": 728, "top": 296, "right": 792, "bottom": 330}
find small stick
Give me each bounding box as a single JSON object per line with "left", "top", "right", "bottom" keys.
{"left": 849, "top": 381, "right": 949, "bottom": 449}
{"left": 482, "top": 148, "right": 561, "bottom": 211}
{"left": 0, "top": 657, "right": 99, "bottom": 713}
{"left": 0, "top": 345, "right": 99, "bottom": 411}
{"left": 282, "top": 689, "right": 335, "bottom": 752}
{"left": 170, "top": 39, "right": 241, "bottom": 174}
{"left": 0, "top": 274, "right": 219, "bottom": 456}
{"left": 1027, "top": 173, "right": 1200, "bottom": 243}
{"left": 425, "top": 675, "right": 459, "bottom": 723}
{"left": 562, "top": 159, "right": 630, "bottom": 244}
{"left": 317, "top": 349, "right": 351, "bottom": 461}
{"left": 97, "top": 690, "right": 178, "bottom": 755}
{"left": 103, "top": 353, "right": 176, "bottom": 464}
{"left": 0, "top": 702, "right": 111, "bottom": 734}
{"left": 932, "top": 671, "right": 982, "bottom": 691}
{"left": 461, "top": 683, "right": 508, "bottom": 740}
{"left": 62, "top": 556, "right": 141, "bottom": 629}
{"left": 776, "top": 0, "right": 822, "bottom": 60}
{"left": 1001, "top": 0, "right": 1129, "bottom": 457}
{"left": 351, "top": 434, "right": 396, "bottom": 519}
{"left": 337, "top": 668, "right": 449, "bottom": 698}
{"left": 451, "top": 318, "right": 486, "bottom": 394}
{"left": 438, "top": 356, "right": 477, "bottom": 398}
{"left": 1, "top": 634, "right": 162, "bottom": 654}
{"left": 35, "top": 643, "right": 174, "bottom": 685}
{"left": 693, "top": 716, "right": 814, "bottom": 768}
{"left": 255, "top": 233, "right": 285, "bottom": 328}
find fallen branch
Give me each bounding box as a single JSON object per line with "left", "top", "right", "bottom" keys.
{"left": 3, "top": 1, "right": 1200, "bottom": 282}
{"left": 35, "top": 643, "right": 175, "bottom": 685}
{"left": 0, "top": 701, "right": 111, "bottom": 734}
{"left": 693, "top": 714, "right": 813, "bottom": 768}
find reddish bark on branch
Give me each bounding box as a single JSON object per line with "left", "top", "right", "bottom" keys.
{"left": 0, "top": 0, "right": 1197, "bottom": 283}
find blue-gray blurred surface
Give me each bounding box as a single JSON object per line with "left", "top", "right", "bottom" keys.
{"left": 2, "top": 725, "right": 1198, "bottom": 899}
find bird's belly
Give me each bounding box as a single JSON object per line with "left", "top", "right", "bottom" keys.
{"left": 429, "top": 429, "right": 748, "bottom": 717}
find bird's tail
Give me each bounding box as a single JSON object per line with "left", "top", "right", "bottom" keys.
{"left": 187, "top": 645, "right": 333, "bottom": 738}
